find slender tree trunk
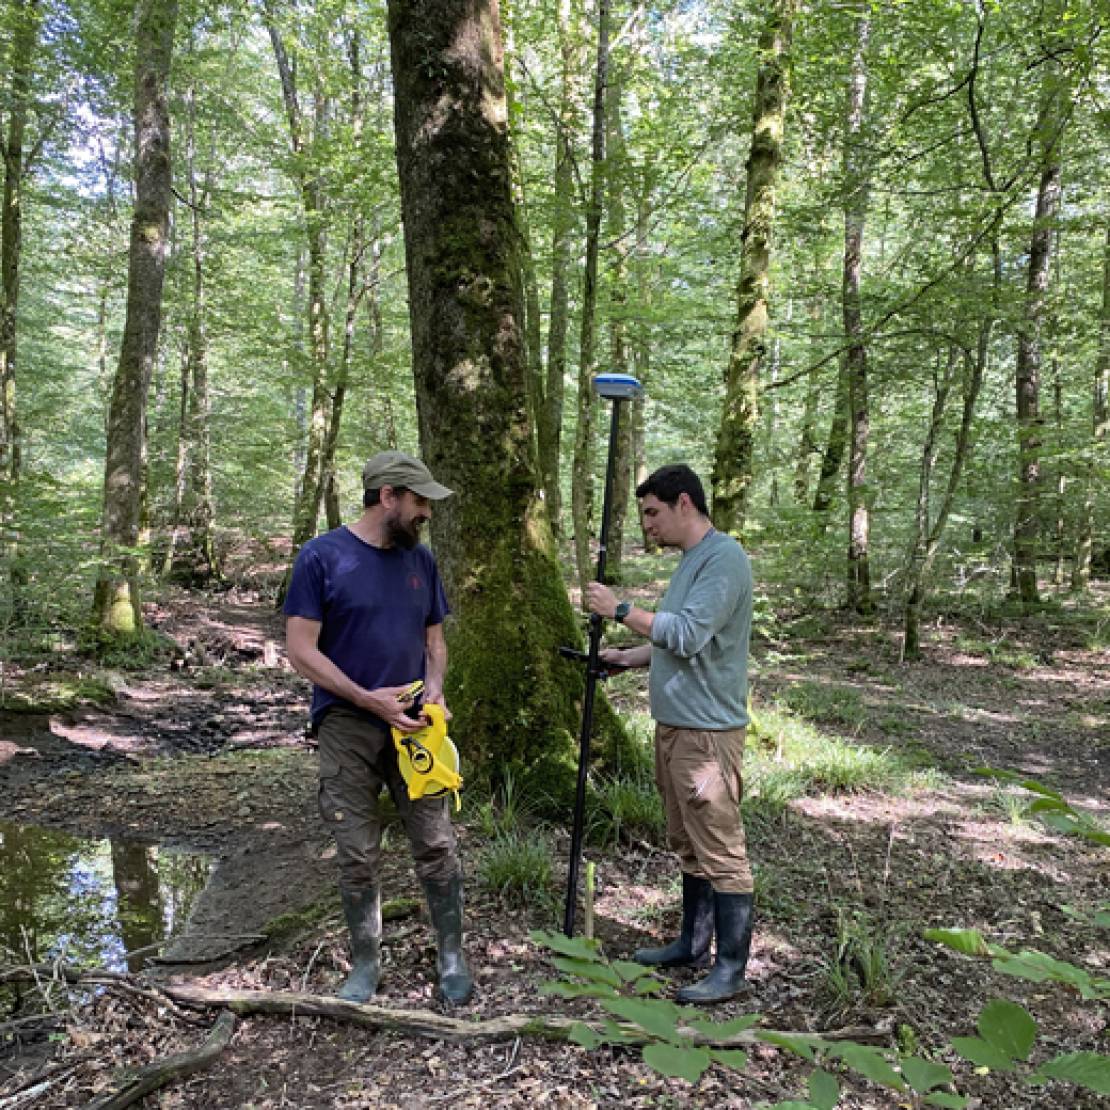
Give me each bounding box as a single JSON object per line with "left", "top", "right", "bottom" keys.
{"left": 266, "top": 15, "right": 332, "bottom": 592}
{"left": 168, "top": 76, "right": 217, "bottom": 584}
{"left": 386, "top": 0, "right": 623, "bottom": 774}
{"left": 1013, "top": 77, "right": 1063, "bottom": 608}
{"left": 710, "top": 0, "right": 793, "bottom": 535}
{"left": 570, "top": 0, "right": 608, "bottom": 598}
{"left": 603, "top": 57, "right": 632, "bottom": 583}
{"left": 92, "top": 0, "right": 178, "bottom": 636}
{"left": 538, "top": 0, "right": 582, "bottom": 539}
{"left": 1072, "top": 224, "right": 1109, "bottom": 590}
{"left": 632, "top": 180, "right": 654, "bottom": 552}
{"left": 812, "top": 357, "right": 848, "bottom": 518}
{"left": 1051, "top": 361, "right": 1066, "bottom": 586}
{"left": 842, "top": 11, "right": 873, "bottom": 615}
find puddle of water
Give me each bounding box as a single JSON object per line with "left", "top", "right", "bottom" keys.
{"left": 0, "top": 821, "right": 212, "bottom": 974}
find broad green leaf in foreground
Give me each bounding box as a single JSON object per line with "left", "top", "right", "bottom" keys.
{"left": 900, "top": 1055, "right": 954, "bottom": 1094}
{"left": 977, "top": 999, "right": 1036, "bottom": 1061}
{"left": 602, "top": 996, "right": 685, "bottom": 1044}
{"left": 642, "top": 1042, "right": 712, "bottom": 1083}
{"left": 1031, "top": 1052, "right": 1110, "bottom": 1095}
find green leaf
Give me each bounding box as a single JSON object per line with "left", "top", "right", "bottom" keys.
{"left": 530, "top": 929, "right": 601, "bottom": 961}
{"left": 709, "top": 1048, "right": 749, "bottom": 1071}
{"left": 949, "top": 1036, "right": 1015, "bottom": 1071}
{"left": 569, "top": 1022, "right": 604, "bottom": 1049}
{"left": 923, "top": 928, "right": 992, "bottom": 957}
{"left": 808, "top": 1068, "right": 840, "bottom": 1110}
{"left": 1032, "top": 1052, "right": 1110, "bottom": 1094}
{"left": 633, "top": 977, "right": 666, "bottom": 995}
{"left": 688, "top": 1013, "right": 761, "bottom": 1038}
{"left": 900, "top": 1055, "right": 954, "bottom": 1094}
{"left": 977, "top": 999, "right": 1036, "bottom": 1061}
{"left": 924, "top": 1093, "right": 969, "bottom": 1108}
{"left": 539, "top": 980, "right": 615, "bottom": 1000}
{"left": 600, "top": 1018, "right": 640, "bottom": 1045}
{"left": 1026, "top": 797, "right": 1073, "bottom": 815}
{"left": 991, "top": 949, "right": 1109, "bottom": 998}
{"left": 551, "top": 956, "right": 621, "bottom": 987}
{"left": 757, "top": 1031, "right": 824, "bottom": 1061}
{"left": 642, "top": 1042, "right": 712, "bottom": 1082}
{"left": 1016, "top": 779, "right": 1065, "bottom": 800}
{"left": 612, "top": 959, "right": 654, "bottom": 983}
{"left": 1078, "top": 827, "right": 1110, "bottom": 847}
{"left": 602, "top": 996, "right": 685, "bottom": 1044}
{"left": 828, "top": 1043, "right": 906, "bottom": 1091}
{"left": 1093, "top": 910, "right": 1110, "bottom": 929}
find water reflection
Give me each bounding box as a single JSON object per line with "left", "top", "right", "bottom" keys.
{"left": 0, "top": 821, "right": 211, "bottom": 974}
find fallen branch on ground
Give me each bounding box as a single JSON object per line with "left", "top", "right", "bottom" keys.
{"left": 80, "top": 1010, "right": 236, "bottom": 1110}
{"left": 163, "top": 984, "right": 890, "bottom": 1048}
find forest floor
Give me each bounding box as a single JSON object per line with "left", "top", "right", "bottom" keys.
{"left": 0, "top": 556, "right": 1107, "bottom": 1109}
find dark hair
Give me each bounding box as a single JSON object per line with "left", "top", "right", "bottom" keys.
{"left": 636, "top": 464, "right": 709, "bottom": 516}
{"left": 363, "top": 484, "right": 408, "bottom": 508}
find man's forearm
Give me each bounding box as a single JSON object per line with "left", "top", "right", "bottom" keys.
{"left": 288, "top": 644, "right": 372, "bottom": 710}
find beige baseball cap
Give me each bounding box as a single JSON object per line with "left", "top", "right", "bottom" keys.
{"left": 361, "top": 450, "right": 453, "bottom": 500}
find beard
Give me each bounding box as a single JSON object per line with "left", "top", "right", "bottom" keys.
{"left": 386, "top": 513, "right": 425, "bottom": 550}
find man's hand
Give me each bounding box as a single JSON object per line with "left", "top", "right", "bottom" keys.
{"left": 362, "top": 684, "right": 429, "bottom": 733}
{"left": 600, "top": 645, "right": 651, "bottom": 670}
{"left": 585, "top": 581, "right": 618, "bottom": 618}
{"left": 423, "top": 688, "right": 453, "bottom": 722}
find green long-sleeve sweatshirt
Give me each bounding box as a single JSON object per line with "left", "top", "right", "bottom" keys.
{"left": 648, "top": 528, "right": 751, "bottom": 730}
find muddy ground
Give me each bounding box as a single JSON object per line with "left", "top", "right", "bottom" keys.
{"left": 0, "top": 577, "right": 1107, "bottom": 1108}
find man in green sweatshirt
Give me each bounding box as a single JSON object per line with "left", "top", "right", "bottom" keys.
{"left": 586, "top": 463, "right": 753, "bottom": 1004}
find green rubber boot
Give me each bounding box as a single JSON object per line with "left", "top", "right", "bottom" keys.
{"left": 633, "top": 873, "right": 714, "bottom": 968}
{"left": 675, "top": 891, "right": 753, "bottom": 1005}
{"left": 337, "top": 885, "right": 381, "bottom": 1002}
{"left": 422, "top": 875, "right": 474, "bottom": 1005}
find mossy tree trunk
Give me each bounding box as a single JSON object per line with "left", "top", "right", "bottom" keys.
{"left": 386, "top": 0, "right": 622, "bottom": 779}
{"left": 710, "top": 0, "right": 793, "bottom": 537}
{"left": 92, "top": 0, "right": 178, "bottom": 637}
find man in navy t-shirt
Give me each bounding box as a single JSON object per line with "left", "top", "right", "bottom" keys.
{"left": 284, "top": 450, "right": 473, "bottom": 1005}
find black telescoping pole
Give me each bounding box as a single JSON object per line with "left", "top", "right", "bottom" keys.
{"left": 563, "top": 373, "right": 642, "bottom": 937}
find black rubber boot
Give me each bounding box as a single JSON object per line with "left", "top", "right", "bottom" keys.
{"left": 675, "top": 891, "right": 753, "bottom": 1005}
{"left": 337, "top": 885, "right": 381, "bottom": 1002}
{"left": 422, "top": 875, "right": 474, "bottom": 1005}
{"left": 634, "top": 873, "right": 714, "bottom": 968}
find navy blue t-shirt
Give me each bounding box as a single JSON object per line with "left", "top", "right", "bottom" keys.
{"left": 283, "top": 526, "right": 450, "bottom": 726}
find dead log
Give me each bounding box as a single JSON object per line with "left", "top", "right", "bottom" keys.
{"left": 80, "top": 1010, "right": 237, "bottom": 1110}
{"left": 163, "top": 984, "right": 890, "bottom": 1048}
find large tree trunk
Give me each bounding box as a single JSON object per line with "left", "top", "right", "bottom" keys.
{"left": 842, "top": 11, "right": 873, "bottom": 615}
{"left": 1072, "top": 223, "right": 1109, "bottom": 591}
{"left": 92, "top": 0, "right": 178, "bottom": 636}
{"left": 385, "top": 0, "right": 622, "bottom": 777}
{"left": 570, "top": 0, "right": 609, "bottom": 598}
{"left": 1013, "top": 75, "right": 1063, "bottom": 608}
{"left": 710, "top": 0, "right": 793, "bottom": 536}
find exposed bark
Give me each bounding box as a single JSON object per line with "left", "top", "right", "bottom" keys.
{"left": 570, "top": 0, "right": 609, "bottom": 597}
{"left": 1071, "top": 222, "right": 1108, "bottom": 591}
{"left": 811, "top": 357, "right": 848, "bottom": 517}
{"left": 842, "top": 10, "right": 873, "bottom": 615}
{"left": 385, "top": 0, "right": 621, "bottom": 774}
{"left": 92, "top": 0, "right": 178, "bottom": 636}
{"left": 710, "top": 0, "right": 793, "bottom": 536}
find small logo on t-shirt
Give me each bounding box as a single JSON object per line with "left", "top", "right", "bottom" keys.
{"left": 408, "top": 574, "right": 423, "bottom": 591}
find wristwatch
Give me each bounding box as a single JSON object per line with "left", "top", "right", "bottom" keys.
{"left": 613, "top": 600, "right": 632, "bottom": 624}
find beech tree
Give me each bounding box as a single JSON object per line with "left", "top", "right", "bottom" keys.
{"left": 385, "top": 0, "right": 619, "bottom": 775}
{"left": 92, "top": 0, "right": 178, "bottom": 636}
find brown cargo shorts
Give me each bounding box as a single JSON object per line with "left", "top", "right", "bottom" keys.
{"left": 654, "top": 723, "right": 753, "bottom": 894}
{"left": 317, "top": 706, "right": 460, "bottom": 889}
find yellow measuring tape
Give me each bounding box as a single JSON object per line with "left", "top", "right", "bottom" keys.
{"left": 391, "top": 684, "right": 463, "bottom": 810}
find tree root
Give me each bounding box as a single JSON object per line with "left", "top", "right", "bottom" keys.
{"left": 80, "top": 1010, "right": 237, "bottom": 1110}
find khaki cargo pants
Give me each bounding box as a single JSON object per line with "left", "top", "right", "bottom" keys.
{"left": 655, "top": 723, "right": 753, "bottom": 894}
{"left": 317, "top": 707, "right": 460, "bottom": 889}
